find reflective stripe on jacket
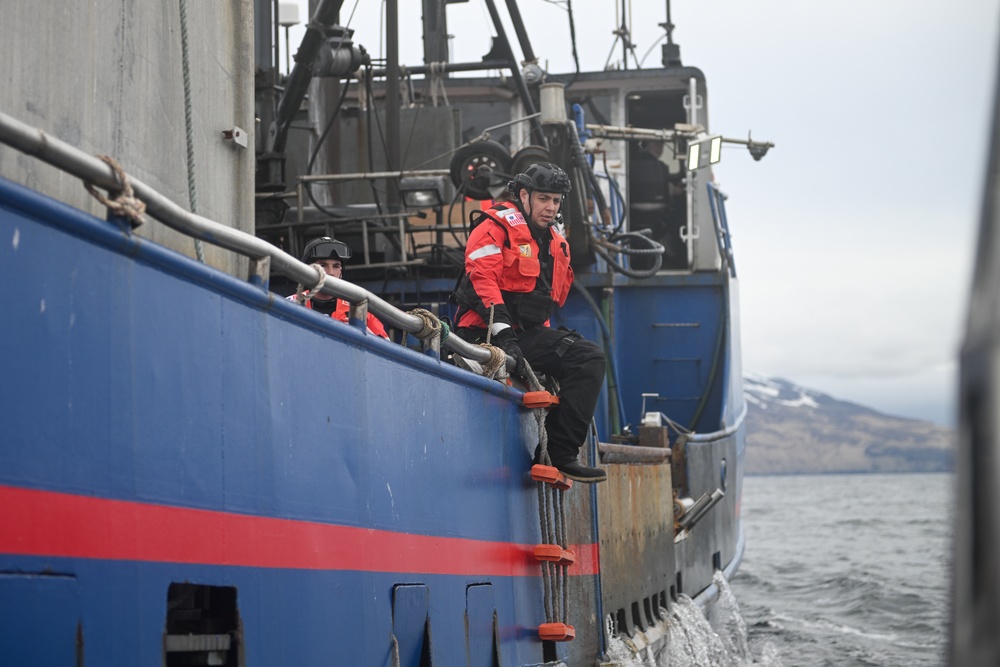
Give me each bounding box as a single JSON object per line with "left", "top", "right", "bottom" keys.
{"left": 455, "top": 202, "right": 573, "bottom": 329}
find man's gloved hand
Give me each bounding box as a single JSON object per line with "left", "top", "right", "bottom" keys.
{"left": 491, "top": 327, "right": 526, "bottom": 377}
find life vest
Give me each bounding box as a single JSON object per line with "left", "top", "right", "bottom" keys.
{"left": 455, "top": 201, "right": 573, "bottom": 329}
{"left": 286, "top": 294, "right": 389, "bottom": 339}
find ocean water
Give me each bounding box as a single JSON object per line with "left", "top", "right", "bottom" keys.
{"left": 601, "top": 472, "right": 951, "bottom": 666}
{"left": 732, "top": 473, "right": 953, "bottom": 667}
{"left": 604, "top": 571, "right": 766, "bottom": 667}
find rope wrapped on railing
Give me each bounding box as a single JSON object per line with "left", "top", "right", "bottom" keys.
{"left": 405, "top": 307, "right": 452, "bottom": 354}
{"left": 294, "top": 263, "right": 329, "bottom": 304}
{"left": 83, "top": 155, "right": 146, "bottom": 228}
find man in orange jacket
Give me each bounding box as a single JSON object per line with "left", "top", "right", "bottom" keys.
{"left": 289, "top": 237, "right": 389, "bottom": 339}
{"left": 453, "top": 163, "right": 606, "bottom": 483}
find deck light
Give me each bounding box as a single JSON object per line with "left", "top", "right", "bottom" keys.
{"left": 687, "top": 143, "right": 700, "bottom": 171}
{"left": 686, "top": 134, "right": 723, "bottom": 171}
{"left": 710, "top": 135, "right": 723, "bottom": 164}
{"left": 400, "top": 176, "right": 446, "bottom": 208}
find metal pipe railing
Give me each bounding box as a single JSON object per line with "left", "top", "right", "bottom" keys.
{"left": 0, "top": 110, "right": 507, "bottom": 370}
{"left": 685, "top": 403, "right": 747, "bottom": 443}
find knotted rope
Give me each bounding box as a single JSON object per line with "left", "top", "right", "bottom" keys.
{"left": 475, "top": 304, "right": 507, "bottom": 378}
{"left": 404, "top": 308, "right": 450, "bottom": 351}
{"left": 83, "top": 155, "right": 146, "bottom": 228}
{"left": 428, "top": 61, "right": 450, "bottom": 107}
{"left": 294, "top": 263, "right": 328, "bottom": 304}
{"left": 476, "top": 344, "right": 508, "bottom": 379}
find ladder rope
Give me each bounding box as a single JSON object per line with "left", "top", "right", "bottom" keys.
{"left": 178, "top": 0, "right": 206, "bottom": 262}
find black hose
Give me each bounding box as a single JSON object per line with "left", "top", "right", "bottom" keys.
{"left": 566, "top": 121, "right": 609, "bottom": 221}
{"left": 364, "top": 74, "right": 386, "bottom": 215}
{"left": 592, "top": 231, "right": 664, "bottom": 278}
{"left": 571, "top": 282, "right": 627, "bottom": 434}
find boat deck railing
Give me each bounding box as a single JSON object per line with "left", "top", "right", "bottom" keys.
{"left": 0, "top": 111, "right": 508, "bottom": 371}
{"left": 256, "top": 170, "right": 464, "bottom": 270}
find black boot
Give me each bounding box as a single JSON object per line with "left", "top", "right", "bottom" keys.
{"left": 555, "top": 460, "right": 607, "bottom": 483}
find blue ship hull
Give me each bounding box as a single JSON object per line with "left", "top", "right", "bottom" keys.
{"left": 0, "top": 172, "right": 745, "bottom": 664}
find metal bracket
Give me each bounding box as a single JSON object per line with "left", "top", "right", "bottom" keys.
{"left": 222, "top": 126, "right": 248, "bottom": 149}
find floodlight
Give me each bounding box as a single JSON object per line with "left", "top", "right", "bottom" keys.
{"left": 709, "top": 136, "right": 722, "bottom": 164}
{"left": 686, "top": 134, "right": 723, "bottom": 171}
{"left": 687, "top": 143, "right": 700, "bottom": 171}
{"left": 400, "top": 176, "right": 446, "bottom": 208}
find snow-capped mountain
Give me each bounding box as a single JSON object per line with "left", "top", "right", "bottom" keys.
{"left": 742, "top": 374, "right": 954, "bottom": 474}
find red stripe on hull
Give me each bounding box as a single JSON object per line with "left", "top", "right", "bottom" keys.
{"left": 0, "top": 485, "right": 599, "bottom": 576}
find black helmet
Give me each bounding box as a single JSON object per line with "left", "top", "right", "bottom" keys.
{"left": 507, "top": 162, "right": 572, "bottom": 197}
{"left": 301, "top": 237, "right": 352, "bottom": 263}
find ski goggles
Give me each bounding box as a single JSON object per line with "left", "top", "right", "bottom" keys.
{"left": 304, "top": 239, "right": 352, "bottom": 261}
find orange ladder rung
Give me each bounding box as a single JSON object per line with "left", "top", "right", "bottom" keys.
{"left": 522, "top": 391, "right": 560, "bottom": 409}
{"left": 538, "top": 623, "right": 576, "bottom": 642}
{"left": 529, "top": 464, "right": 573, "bottom": 490}
{"left": 533, "top": 544, "right": 576, "bottom": 565}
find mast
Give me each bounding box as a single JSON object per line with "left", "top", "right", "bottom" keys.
{"left": 422, "top": 0, "right": 449, "bottom": 66}
{"left": 661, "top": 0, "right": 682, "bottom": 66}
{"left": 482, "top": 0, "right": 545, "bottom": 146}
{"left": 620, "top": 0, "right": 629, "bottom": 70}
{"left": 504, "top": 0, "right": 537, "bottom": 64}
{"left": 386, "top": 0, "right": 401, "bottom": 209}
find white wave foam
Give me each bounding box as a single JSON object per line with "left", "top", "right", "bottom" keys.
{"left": 603, "top": 573, "right": 784, "bottom": 666}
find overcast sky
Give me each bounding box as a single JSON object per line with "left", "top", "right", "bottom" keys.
{"left": 288, "top": 1, "right": 998, "bottom": 426}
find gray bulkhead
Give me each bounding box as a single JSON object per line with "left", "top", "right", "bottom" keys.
{"left": 0, "top": 1, "right": 256, "bottom": 276}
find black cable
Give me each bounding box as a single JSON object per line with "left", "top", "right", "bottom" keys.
{"left": 364, "top": 74, "right": 385, "bottom": 215}
{"left": 565, "top": 0, "right": 581, "bottom": 90}
{"left": 365, "top": 73, "right": 395, "bottom": 193}
{"left": 599, "top": 151, "right": 627, "bottom": 233}
{"left": 446, "top": 180, "right": 474, "bottom": 248}
{"left": 304, "top": 78, "right": 353, "bottom": 218}
{"left": 591, "top": 231, "right": 664, "bottom": 278}
{"left": 596, "top": 172, "right": 627, "bottom": 234}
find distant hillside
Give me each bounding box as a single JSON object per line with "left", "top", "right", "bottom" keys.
{"left": 743, "top": 375, "right": 955, "bottom": 475}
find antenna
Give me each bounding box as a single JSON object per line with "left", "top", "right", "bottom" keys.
{"left": 606, "top": 0, "right": 640, "bottom": 70}
{"left": 661, "top": 0, "right": 682, "bottom": 67}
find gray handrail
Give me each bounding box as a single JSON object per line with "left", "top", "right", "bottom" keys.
{"left": 0, "top": 110, "right": 507, "bottom": 370}
{"left": 684, "top": 402, "right": 747, "bottom": 443}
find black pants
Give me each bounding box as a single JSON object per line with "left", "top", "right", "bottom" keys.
{"left": 460, "top": 326, "right": 606, "bottom": 466}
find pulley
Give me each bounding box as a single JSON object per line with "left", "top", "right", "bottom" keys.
{"left": 510, "top": 145, "right": 551, "bottom": 176}
{"left": 448, "top": 140, "right": 513, "bottom": 201}
{"left": 313, "top": 26, "right": 367, "bottom": 77}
